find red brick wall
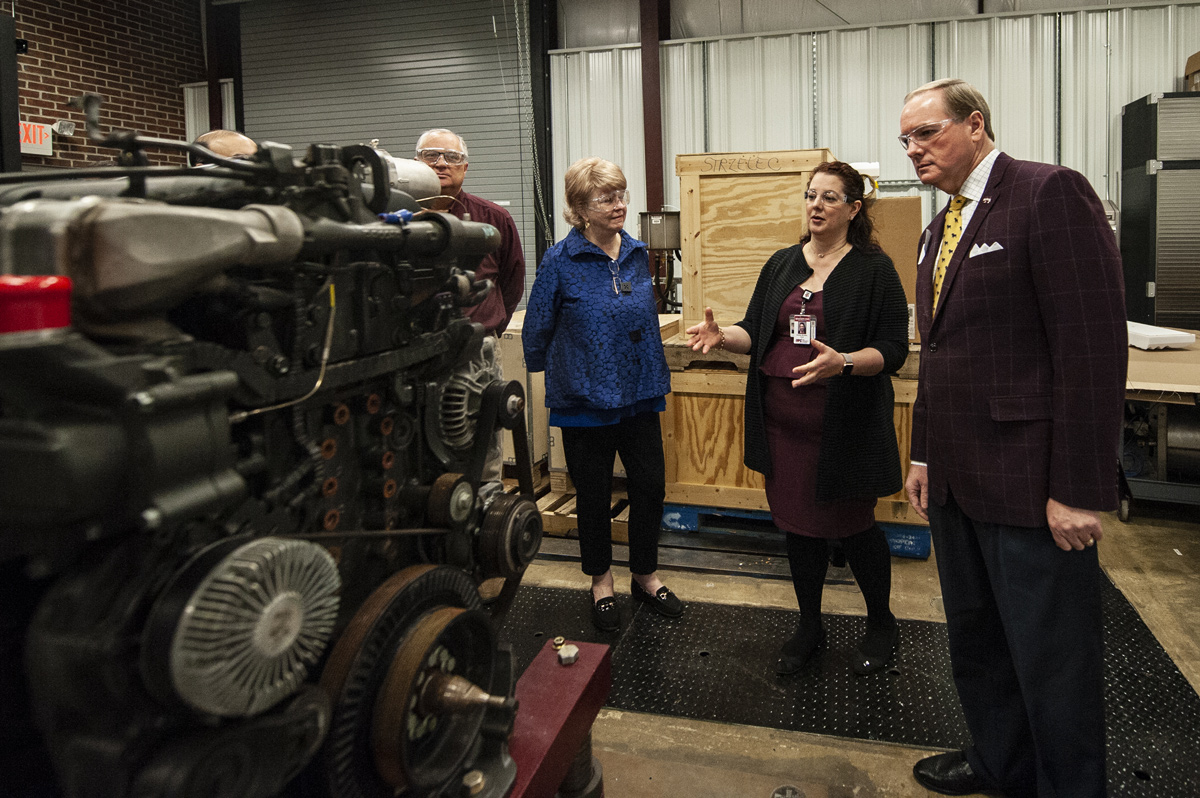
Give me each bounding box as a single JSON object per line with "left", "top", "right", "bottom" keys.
{"left": 13, "top": 0, "right": 205, "bottom": 168}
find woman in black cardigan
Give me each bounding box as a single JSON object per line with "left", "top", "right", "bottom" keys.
{"left": 686, "top": 161, "right": 909, "bottom": 676}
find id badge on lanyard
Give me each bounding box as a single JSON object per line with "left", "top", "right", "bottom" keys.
{"left": 790, "top": 290, "right": 815, "bottom": 345}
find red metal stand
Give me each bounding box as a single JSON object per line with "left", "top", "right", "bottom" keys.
{"left": 508, "top": 641, "right": 612, "bottom": 798}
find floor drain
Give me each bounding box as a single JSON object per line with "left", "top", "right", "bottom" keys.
{"left": 770, "top": 786, "right": 804, "bottom": 798}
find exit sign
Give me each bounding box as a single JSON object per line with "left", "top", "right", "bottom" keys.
{"left": 19, "top": 121, "right": 52, "bottom": 155}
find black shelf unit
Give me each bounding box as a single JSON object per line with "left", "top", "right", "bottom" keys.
{"left": 1120, "top": 92, "right": 1200, "bottom": 328}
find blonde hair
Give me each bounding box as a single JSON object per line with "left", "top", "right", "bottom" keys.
{"left": 905, "top": 78, "right": 995, "bottom": 141}
{"left": 563, "top": 157, "right": 626, "bottom": 229}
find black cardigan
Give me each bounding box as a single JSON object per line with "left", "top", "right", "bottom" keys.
{"left": 734, "top": 244, "right": 909, "bottom": 502}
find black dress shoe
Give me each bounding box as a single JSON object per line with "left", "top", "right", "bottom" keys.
{"left": 852, "top": 622, "right": 899, "bottom": 676}
{"left": 912, "top": 750, "right": 993, "bottom": 796}
{"left": 630, "top": 579, "right": 683, "bottom": 617}
{"left": 591, "top": 595, "right": 619, "bottom": 632}
{"left": 775, "top": 625, "right": 826, "bottom": 675}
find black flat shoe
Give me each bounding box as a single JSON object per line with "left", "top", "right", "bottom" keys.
{"left": 591, "top": 595, "right": 619, "bottom": 632}
{"left": 853, "top": 622, "right": 899, "bottom": 676}
{"left": 630, "top": 579, "right": 683, "bottom": 618}
{"left": 912, "top": 750, "right": 995, "bottom": 796}
{"left": 775, "top": 625, "right": 826, "bottom": 675}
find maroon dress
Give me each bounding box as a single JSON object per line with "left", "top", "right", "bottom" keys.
{"left": 759, "top": 288, "right": 875, "bottom": 538}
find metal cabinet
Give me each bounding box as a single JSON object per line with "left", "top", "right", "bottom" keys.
{"left": 1120, "top": 93, "right": 1200, "bottom": 329}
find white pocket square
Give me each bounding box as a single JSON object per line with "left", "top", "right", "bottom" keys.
{"left": 969, "top": 241, "right": 1004, "bottom": 257}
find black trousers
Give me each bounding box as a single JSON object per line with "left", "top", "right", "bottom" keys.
{"left": 560, "top": 411, "right": 665, "bottom": 576}
{"left": 929, "top": 491, "right": 1106, "bottom": 798}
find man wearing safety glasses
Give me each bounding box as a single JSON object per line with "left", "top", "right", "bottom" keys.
{"left": 413, "top": 128, "right": 526, "bottom": 337}
{"left": 414, "top": 128, "right": 527, "bottom": 495}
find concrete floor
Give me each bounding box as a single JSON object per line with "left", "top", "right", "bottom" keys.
{"left": 519, "top": 502, "right": 1200, "bottom": 798}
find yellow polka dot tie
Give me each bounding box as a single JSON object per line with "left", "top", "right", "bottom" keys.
{"left": 932, "top": 194, "right": 969, "bottom": 314}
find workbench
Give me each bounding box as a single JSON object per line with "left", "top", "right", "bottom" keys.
{"left": 1121, "top": 333, "right": 1200, "bottom": 520}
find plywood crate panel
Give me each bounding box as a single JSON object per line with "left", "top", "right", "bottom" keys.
{"left": 663, "top": 365, "right": 921, "bottom": 525}
{"left": 878, "top": 378, "right": 924, "bottom": 526}
{"left": 871, "top": 194, "right": 923, "bottom": 342}
{"left": 677, "top": 150, "right": 923, "bottom": 340}
{"left": 662, "top": 370, "right": 765, "bottom": 509}
{"left": 499, "top": 310, "right": 549, "bottom": 467}
{"left": 676, "top": 149, "right": 833, "bottom": 329}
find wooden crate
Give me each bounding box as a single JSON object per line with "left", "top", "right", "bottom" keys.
{"left": 662, "top": 362, "right": 921, "bottom": 525}
{"left": 499, "top": 310, "right": 550, "bottom": 467}
{"left": 677, "top": 150, "right": 923, "bottom": 336}
{"left": 676, "top": 149, "right": 832, "bottom": 329}
{"left": 877, "top": 377, "right": 925, "bottom": 525}
{"left": 662, "top": 369, "right": 765, "bottom": 509}
{"left": 871, "top": 195, "right": 923, "bottom": 342}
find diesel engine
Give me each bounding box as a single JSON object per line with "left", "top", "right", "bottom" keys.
{"left": 0, "top": 98, "right": 543, "bottom": 798}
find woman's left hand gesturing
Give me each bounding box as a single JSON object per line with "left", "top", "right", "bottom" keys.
{"left": 791, "top": 339, "right": 845, "bottom": 387}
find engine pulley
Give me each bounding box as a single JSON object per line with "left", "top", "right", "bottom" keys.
{"left": 371, "top": 606, "right": 500, "bottom": 791}
{"left": 318, "top": 564, "right": 503, "bottom": 798}
{"left": 478, "top": 493, "right": 543, "bottom": 580}
{"left": 428, "top": 472, "right": 477, "bottom": 532}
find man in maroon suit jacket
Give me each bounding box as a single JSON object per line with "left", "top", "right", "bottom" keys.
{"left": 901, "top": 79, "right": 1126, "bottom": 797}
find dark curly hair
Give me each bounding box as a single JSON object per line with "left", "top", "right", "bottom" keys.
{"left": 799, "top": 160, "right": 881, "bottom": 254}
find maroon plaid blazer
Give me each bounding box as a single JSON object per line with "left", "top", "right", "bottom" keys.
{"left": 911, "top": 153, "right": 1127, "bottom": 528}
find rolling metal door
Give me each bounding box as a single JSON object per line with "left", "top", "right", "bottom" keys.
{"left": 239, "top": 0, "right": 537, "bottom": 307}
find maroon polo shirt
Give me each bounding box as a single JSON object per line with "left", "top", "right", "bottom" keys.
{"left": 447, "top": 190, "right": 525, "bottom": 335}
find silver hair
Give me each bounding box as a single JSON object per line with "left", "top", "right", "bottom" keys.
{"left": 415, "top": 128, "right": 469, "bottom": 158}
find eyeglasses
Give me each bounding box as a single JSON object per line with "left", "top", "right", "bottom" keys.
{"left": 416, "top": 148, "right": 467, "bottom": 165}
{"left": 803, "top": 190, "right": 849, "bottom": 205}
{"left": 589, "top": 190, "right": 629, "bottom": 208}
{"left": 897, "top": 118, "right": 956, "bottom": 150}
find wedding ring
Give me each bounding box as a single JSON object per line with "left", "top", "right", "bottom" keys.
{"left": 1085, "top": 537, "right": 1095, "bottom": 547}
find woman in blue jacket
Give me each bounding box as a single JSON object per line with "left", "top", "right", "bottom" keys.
{"left": 523, "top": 157, "right": 682, "bottom": 631}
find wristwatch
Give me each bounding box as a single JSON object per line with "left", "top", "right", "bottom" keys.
{"left": 841, "top": 352, "right": 854, "bottom": 376}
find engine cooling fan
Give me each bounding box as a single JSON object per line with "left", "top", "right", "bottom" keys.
{"left": 141, "top": 536, "right": 341, "bottom": 718}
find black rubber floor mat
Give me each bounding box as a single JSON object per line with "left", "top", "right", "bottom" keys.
{"left": 499, "top": 584, "right": 969, "bottom": 749}
{"left": 499, "top": 577, "right": 1200, "bottom": 796}
{"left": 1101, "top": 576, "right": 1200, "bottom": 796}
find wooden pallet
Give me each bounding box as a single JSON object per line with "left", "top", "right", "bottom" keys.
{"left": 537, "top": 489, "right": 630, "bottom": 544}
{"left": 501, "top": 455, "right": 552, "bottom": 497}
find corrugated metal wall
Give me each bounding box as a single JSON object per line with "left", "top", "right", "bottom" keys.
{"left": 551, "top": 2, "right": 1200, "bottom": 237}
{"left": 239, "top": 0, "right": 538, "bottom": 306}
{"left": 557, "top": 0, "right": 982, "bottom": 47}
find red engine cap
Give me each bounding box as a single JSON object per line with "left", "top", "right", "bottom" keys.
{"left": 0, "top": 275, "right": 73, "bottom": 334}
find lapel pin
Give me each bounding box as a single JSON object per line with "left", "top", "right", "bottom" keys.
{"left": 981, "top": 198, "right": 992, "bottom": 204}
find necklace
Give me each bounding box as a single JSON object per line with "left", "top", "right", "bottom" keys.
{"left": 812, "top": 240, "right": 849, "bottom": 259}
